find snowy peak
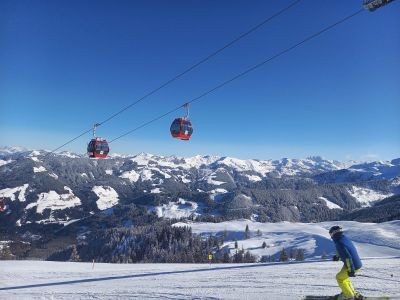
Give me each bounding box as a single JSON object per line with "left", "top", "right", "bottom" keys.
{"left": 347, "top": 159, "right": 400, "bottom": 180}
{"left": 1, "top": 146, "right": 399, "bottom": 181}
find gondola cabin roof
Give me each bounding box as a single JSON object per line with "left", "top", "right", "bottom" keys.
{"left": 363, "top": 0, "right": 395, "bottom": 11}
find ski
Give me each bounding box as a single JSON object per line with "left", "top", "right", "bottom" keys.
{"left": 303, "top": 296, "right": 392, "bottom": 300}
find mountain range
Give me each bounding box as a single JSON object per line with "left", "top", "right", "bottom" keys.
{"left": 1, "top": 146, "right": 399, "bottom": 225}
{"left": 1, "top": 146, "right": 399, "bottom": 260}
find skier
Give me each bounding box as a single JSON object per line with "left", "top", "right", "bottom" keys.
{"left": 329, "top": 225, "right": 363, "bottom": 300}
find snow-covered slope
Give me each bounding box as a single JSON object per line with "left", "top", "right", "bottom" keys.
{"left": 151, "top": 198, "right": 199, "bottom": 219}
{"left": 174, "top": 220, "right": 400, "bottom": 260}
{"left": 25, "top": 186, "right": 81, "bottom": 214}
{"left": 348, "top": 186, "right": 393, "bottom": 207}
{"left": 0, "top": 258, "right": 399, "bottom": 299}
{"left": 92, "top": 186, "right": 119, "bottom": 210}
{"left": 0, "top": 184, "right": 29, "bottom": 202}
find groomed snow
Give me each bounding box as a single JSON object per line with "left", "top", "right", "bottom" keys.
{"left": 26, "top": 186, "right": 81, "bottom": 214}
{"left": 0, "top": 259, "right": 399, "bottom": 299}
{"left": 92, "top": 186, "right": 119, "bottom": 210}
{"left": 348, "top": 186, "right": 393, "bottom": 207}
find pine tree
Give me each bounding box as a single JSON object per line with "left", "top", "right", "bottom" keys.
{"left": 295, "top": 248, "right": 305, "bottom": 261}
{"left": 244, "top": 251, "right": 256, "bottom": 263}
{"left": 245, "top": 224, "right": 250, "bottom": 239}
{"left": 0, "top": 245, "right": 14, "bottom": 260}
{"left": 279, "top": 248, "right": 288, "bottom": 262}
{"left": 223, "top": 229, "right": 228, "bottom": 241}
{"left": 70, "top": 245, "right": 80, "bottom": 262}
{"left": 290, "top": 248, "right": 297, "bottom": 260}
{"left": 222, "top": 252, "right": 231, "bottom": 263}
{"left": 234, "top": 239, "right": 238, "bottom": 249}
{"left": 262, "top": 241, "right": 267, "bottom": 249}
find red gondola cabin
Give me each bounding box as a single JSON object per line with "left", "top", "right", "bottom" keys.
{"left": 363, "top": 0, "right": 394, "bottom": 11}
{"left": 0, "top": 198, "right": 7, "bottom": 212}
{"left": 170, "top": 103, "right": 193, "bottom": 140}
{"left": 170, "top": 117, "right": 193, "bottom": 140}
{"left": 87, "top": 138, "right": 109, "bottom": 158}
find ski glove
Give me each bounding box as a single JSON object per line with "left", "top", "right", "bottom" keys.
{"left": 348, "top": 270, "right": 356, "bottom": 277}
{"left": 332, "top": 255, "right": 340, "bottom": 261}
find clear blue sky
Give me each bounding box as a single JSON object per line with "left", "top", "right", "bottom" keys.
{"left": 1, "top": 0, "right": 399, "bottom": 161}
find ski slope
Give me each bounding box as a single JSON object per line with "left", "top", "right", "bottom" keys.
{"left": 0, "top": 259, "right": 399, "bottom": 299}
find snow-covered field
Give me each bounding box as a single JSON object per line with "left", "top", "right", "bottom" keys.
{"left": 0, "top": 259, "right": 399, "bottom": 299}
{"left": 174, "top": 220, "right": 400, "bottom": 260}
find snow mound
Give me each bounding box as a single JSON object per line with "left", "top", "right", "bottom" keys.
{"left": 92, "top": 186, "right": 119, "bottom": 210}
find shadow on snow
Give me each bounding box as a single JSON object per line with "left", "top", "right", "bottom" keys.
{"left": 0, "top": 260, "right": 327, "bottom": 291}
{"left": 1, "top": 257, "right": 399, "bottom": 292}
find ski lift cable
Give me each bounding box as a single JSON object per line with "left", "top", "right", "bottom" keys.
{"left": 109, "top": 8, "right": 364, "bottom": 143}
{"left": 98, "top": 0, "right": 302, "bottom": 127}
{"left": 45, "top": 128, "right": 94, "bottom": 156}
{"left": 46, "top": 0, "right": 302, "bottom": 155}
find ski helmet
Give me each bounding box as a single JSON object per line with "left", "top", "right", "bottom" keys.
{"left": 329, "top": 225, "right": 343, "bottom": 238}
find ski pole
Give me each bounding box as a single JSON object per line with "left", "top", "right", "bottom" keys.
{"left": 358, "top": 274, "right": 400, "bottom": 283}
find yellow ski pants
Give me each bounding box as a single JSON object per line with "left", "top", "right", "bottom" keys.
{"left": 336, "top": 265, "right": 359, "bottom": 297}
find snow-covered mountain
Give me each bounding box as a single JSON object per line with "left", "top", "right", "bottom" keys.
{"left": 0, "top": 147, "right": 399, "bottom": 228}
